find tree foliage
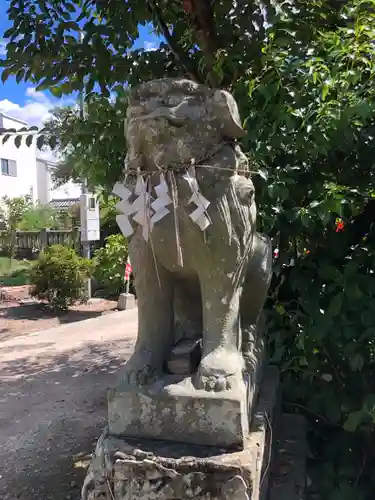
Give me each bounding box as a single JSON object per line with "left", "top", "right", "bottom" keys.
{"left": 93, "top": 233, "right": 129, "bottom": 298}
{"left": 0, "top": 195, "right": 33, "bottom": 258}
{"left": 43, "top": 91, "right": 128, "bottom": 191}
{"left": 2, "top": 0, "right": 375, "bottom": 496}
{"left": 17, "top": 203, "right": 74, "bottom": 230}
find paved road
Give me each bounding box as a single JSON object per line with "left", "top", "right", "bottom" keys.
{"left": 0, "top": 309, "right": 138, "bottom": 500}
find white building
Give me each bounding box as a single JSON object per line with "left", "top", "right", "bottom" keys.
{"left": 0, "top": 113, "right": 80, "bottom": 204}
{"left": 36, "top": 158, "right": 82, "bottom": 205}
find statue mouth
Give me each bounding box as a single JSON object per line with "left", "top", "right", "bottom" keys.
{"left": 133, "top": 108, "right": 189, "bottom": 128}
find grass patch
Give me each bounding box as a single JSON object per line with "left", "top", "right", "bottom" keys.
{"left": 0, "top": 257, "right": 32, "bottom": 286}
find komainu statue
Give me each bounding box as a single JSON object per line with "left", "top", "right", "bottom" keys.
{"left": 81, "top": 79, "right": 286, "bottom": 500}
{"left": 113, "top": 78, "right": 272, "bottom": 393}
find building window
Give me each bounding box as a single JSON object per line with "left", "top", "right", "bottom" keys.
{"left": 1, "top": 158, "right": 9, "bottom": 175}
{"left": 1, "top": 158, "right": 17, "bottom": 177}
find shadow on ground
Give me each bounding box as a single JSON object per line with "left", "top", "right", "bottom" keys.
{"left": 0, "top": 336, "right": 135, "bottom": 500}
{"left": 0, "top": 303, "right": 117, "bottom": 342}
{"left": 1, "top": 304, "right": 113, "bottom": 323}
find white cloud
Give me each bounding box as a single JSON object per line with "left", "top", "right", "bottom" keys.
{"left": 144, "top": 40, "right": 159, "bottom": 51}
{"left": 0, "top": 87, "right": 74, "bottom": 161}
{"left": 0, "top": 87, "right": 73, "bottom": 127}
{"left": 0, "top": 98, "right": 53, "bottom": 127}
{"left": 25, "top": 87, "right": 50, "bottom": 103}
{"left": 0, "top": 39, "right": 6, "bottom": 56}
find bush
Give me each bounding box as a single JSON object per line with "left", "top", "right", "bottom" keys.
{"left": 30, "top": 244, "right": 94, "bottom": 310}
{"left": 93, "top": 234, "right": 129, "bottom": 298}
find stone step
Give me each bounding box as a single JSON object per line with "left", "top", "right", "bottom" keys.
{"left": 268, "top": 413, "right": 307, "bottom": 500}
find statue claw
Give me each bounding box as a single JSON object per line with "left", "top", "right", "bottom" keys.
{"left": 194, "top": 348, "right": 245, "bottom": 392}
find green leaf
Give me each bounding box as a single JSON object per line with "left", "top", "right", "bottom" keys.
{"left": 14, "top": 135, "right": 22, "bottom": 148}
{"left": 25, "top": 135, "right": 34, "bottom": 147}
{"left": 349, "top": 354, "right": 364, "bottom": 372}
{"left": 49, "top": 135, "right": 58, "bottom": 150}
{"left": 361, "top": 310, "right": 373, "bottom": 327}
{"left": 1, "top": 68, "right": 13, "bottom": 83}
{"left": 299, "top": 356, "right": 308, "bottom": 366}
{"left": 36, "top": 135, "right": 45, "bottom": 150}
{"left": 36, "top": 77, "right": 56, "bottom": 91}
{"left": 16, "top": 70, "right": 24, "bottom": 84}
{"left": 50, "top": 86, "right": 63, "bottom": 98}
{"left": 327, "top": 293, "right": 342, "bottom": 318}
{"left": 275, "top": 303, "right": 285, "bottom": 315}
{"left": 309, "top": 200, "right": 321, "bottom": 208}
{"left": 345, "top": 283, "right": 363, "bottom": 300}
{"left": 321, "top": 83, "right": 329, "bottom": 101}
{"left": 343, "top": 410, "right": 367, "bottom": 433}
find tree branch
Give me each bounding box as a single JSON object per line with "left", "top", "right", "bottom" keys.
{"left": 147, "top": 0, "right": 203, "bottom": 83}
{"left": 188, "top": 0, "right": 221, "bottom": 86}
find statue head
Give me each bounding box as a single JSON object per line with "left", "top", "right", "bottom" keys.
{"left": 125, "top": 78, "right": 246, "bottom": 172}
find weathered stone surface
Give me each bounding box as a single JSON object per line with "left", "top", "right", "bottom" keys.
{"left": 108, "top": 330, "right": 267, "bottom": 448}
{"left": 108, "top": 374, "right": 248, "bottom": 448}
{"left": 114, "top": 77, "right": 272, "bottom": 397}
{"left": 117, "top": 293, "right": 136, "bottom": 311}
{"left": 82, "top": 366, "right": 280, "bottom": 500}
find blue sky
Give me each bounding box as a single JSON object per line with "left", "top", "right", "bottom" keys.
{"left": 0, "top": 1, "right": 160, "bottom": 126}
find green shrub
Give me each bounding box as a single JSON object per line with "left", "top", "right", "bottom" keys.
{"left": 30, "top": 244, "right": 94, "bottom": 310}
{"left": 93, "top": 234, "right": 128, "bottom": 298}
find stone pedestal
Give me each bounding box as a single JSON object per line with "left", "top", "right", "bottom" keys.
{"left": 82, "top": 366, "right": 280, "bottom": 500}
{"left": 117, "top": 293, "right": 136, "bottom": 311}
{"left": 108, "top": 330, "right": 266, "bottom": 450}
{"left": 108, "top": 375, "right": 249, "bottom": 448}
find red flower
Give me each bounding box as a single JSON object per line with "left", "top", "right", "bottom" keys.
{"left": 335, "top": 220, "right": 345, "bottom": 232}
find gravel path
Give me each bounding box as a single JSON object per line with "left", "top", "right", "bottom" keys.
{"left": 0, "top": 309, "right": 137, "bottom": 500}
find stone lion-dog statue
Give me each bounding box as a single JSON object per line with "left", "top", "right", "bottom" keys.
{"left": 115, "top": 77, "right": 272, "bottom": 393}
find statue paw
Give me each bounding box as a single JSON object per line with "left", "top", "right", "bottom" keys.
{"left": 121, "top": 353, "right": 160, "bottom": 387}
{"left": 195, "top": 373, "right": 234, "bottom": 392}
{"left": 194, "top": 348, "right": 244, "bottom": 392}
{"left": 122, "top": 365, "right": 158, "bottom": 387}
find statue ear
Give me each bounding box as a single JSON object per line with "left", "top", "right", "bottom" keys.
{"left": 213, "top": 89, "right": 246, "bottom": 139}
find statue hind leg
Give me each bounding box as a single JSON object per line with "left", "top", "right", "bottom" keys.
{"left": 240, "top": 233, "right": 272, "bottom": 374}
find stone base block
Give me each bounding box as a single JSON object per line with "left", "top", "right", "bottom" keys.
{"left": 108, "top": 374, "right": 250, "bottom": 448}
{"left": 108, "top": 356, "right": 268, "bottom": 449}
{"left": 117, "top": 293, "right": 136, "bottom": 310}
{"left": 83, "top": 367, "right": 280, "bottom": 500}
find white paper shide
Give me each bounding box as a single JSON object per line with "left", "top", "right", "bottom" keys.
{"left": 113, "top": 170, "right": 211, "bottom": 241}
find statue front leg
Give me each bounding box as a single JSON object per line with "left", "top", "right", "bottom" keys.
{"left": 195, "top": 269, "right": 245, "bottom": 392}
{"left": 122, "top": 234, "right": 174, "bottom": 387}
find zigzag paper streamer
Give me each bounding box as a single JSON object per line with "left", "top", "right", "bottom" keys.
{"left": 113, "top": 182, "right": 134, "bottom": 237}
{"left": 132, "top": 176, "right": 154, "bottom": 241}
{"left": 189, "top": 192, "right": 211, "bottom": 231}
{"left": 183, "top": 167, "right": 211, "bottom": 231}
{"left": 151, "top": 174, "right": 172, "bottom": 224}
